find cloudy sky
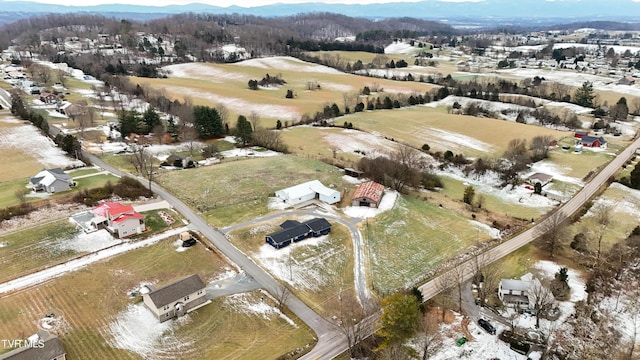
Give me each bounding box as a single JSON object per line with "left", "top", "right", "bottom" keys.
{"left": 4, "top": 0, "right": 445, "bottom": 7}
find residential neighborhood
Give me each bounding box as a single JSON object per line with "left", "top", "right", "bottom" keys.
{"left": 1, "top": 3, "right": 640, "bottom": 360}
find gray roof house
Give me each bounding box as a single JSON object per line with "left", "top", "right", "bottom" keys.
{"left": 29, "top": 168, "right": 74, "bottom": 193}
{"left": 143, "top": 274, "right": 210, "bottom": 322}
{"left": 0, "top": 330, "right": 66, "bottom": 360}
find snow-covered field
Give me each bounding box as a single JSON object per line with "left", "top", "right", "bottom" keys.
{"left": 232, "top": 56, "right": 343, "bottom": 75}
{"left": 0, "top": 115, "right": 84, "bottom": 169}
{"left": 438, "top": 168, "right": 560, "bottom": 210}
{"left": 254, "top": 232, "right": 336, "bottom": 290}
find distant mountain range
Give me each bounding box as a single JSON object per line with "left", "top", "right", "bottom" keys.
{"left": 1, "top": 0, "right": 640, "bottom": 27}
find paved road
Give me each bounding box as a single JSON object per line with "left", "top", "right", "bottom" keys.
{"left": 419, "top": 135, "right": 640, "bottom": 301}
{"left": 82, "top": 152, "right": 346, "bottom": 360}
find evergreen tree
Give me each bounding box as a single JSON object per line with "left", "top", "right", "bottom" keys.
{"left": 574, "top": 81, "right": 595, "bottom": 108}
{"left": 193, "top": 106, "right": 223, "bottom": 138}
{"left": 118, "top": 110, "right": 142, "bottom": 137}
{"left": 234, "top": 115, "right": 253, "bottom": 146}
{"left": 142, "top": 107, "right": 161, "bottom": 134}
{"left": 630, "top": 164, "right": 640, "bottom": 189}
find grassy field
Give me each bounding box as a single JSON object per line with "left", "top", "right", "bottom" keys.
{"left": 0, "top": 114, "right": 45, "bottom": 182}
{"left": 342, "top": 106, "right": 570, "bottom": 158}
{"left": 155, "top": 155, "right": 348, "bottom": 227}
{"left": 0, "top": 236, "right": 313, "bottom": 359}
{"left": 366, "top": 194, "right": 490, "bottom": 294}
{"left": 230, "top": 222, "right": 358, "bottom": 317}
{"left": 133, "top": 57, "right": 436, "bottom": 126}
{"left": 0, "top": 220, "right": 79, "bottom": 283}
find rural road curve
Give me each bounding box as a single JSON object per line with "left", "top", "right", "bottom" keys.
{"left": 83, "top": 152, "right": 346, "bottom": 360}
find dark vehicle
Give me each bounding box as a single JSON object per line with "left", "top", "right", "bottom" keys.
{"left": 182, "top": 238, "right": 197, "bottom": 247}
{"left": 478, "top": 318, "right": 496, "bottom": 335}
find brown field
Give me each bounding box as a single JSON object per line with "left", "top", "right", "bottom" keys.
{"left": 0, "top": 238, "right": 313, "bottom": 359}
{"left": 132, "top": 57, "right": 436, "bottom": 127}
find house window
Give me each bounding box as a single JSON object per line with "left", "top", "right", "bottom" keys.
{"left": 163, "top": 305, "right": 170, "bottom": 310}
{"left": 184, "top": 295, "right": 190, "bottom": 301}
{"left": 197, "top": 290, "right": 203, "bottom": 295}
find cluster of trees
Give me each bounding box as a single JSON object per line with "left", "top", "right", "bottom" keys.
{"left": 71, "top": 176, "right": 151, "bottom": 206}
{"left": 247, "top": 73, "right": 286, "bottom": 90}
{"left": 9, "top": 89, "right": 49, "bottom": 133}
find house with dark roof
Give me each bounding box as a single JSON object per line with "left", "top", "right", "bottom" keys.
{"left": 0, "top": 330, "right": 66, "bottom": 360}
{"left": 578, "top": 135, "right": 607, "bottom": 148}
{"left": 143, "top": 274, "right": 209, "bottom": 322}
{"left": 265, "top": 218, "right": 332, "bottom": 249}
{"left": 91, "top": 202, "right": 145, "bottom": 238}
{"left": 29, "top": 168, "right": 74, "bottom": 193}
{"left": 351, "top": 181, "right": 385, "bottom": 208}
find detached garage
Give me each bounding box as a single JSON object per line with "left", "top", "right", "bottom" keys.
{"left": 351, "top": 181, "right": 384, "bottom": 208}
{"left": 275, "top": 180, "right": 340, "bottom": 206}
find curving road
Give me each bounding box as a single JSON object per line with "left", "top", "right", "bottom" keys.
{"left": 82, "top": 152, "right": 346, "bottom": 360}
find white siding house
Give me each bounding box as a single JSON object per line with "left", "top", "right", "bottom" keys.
{"left": 143, "top": 274, "right": 210, "bottom": 322}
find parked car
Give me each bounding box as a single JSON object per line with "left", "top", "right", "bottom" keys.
{"left": 182, "top": 238, "right": 197, "bottom": 247}
{"left": 456, "top": 337, "right": 468, "bottom": 347}
{"left": 478, "top": 318, "right": 496, "bottom": 335}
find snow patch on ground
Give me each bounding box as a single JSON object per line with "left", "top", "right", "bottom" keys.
{"left": 108, "top": 303, "right": 192, "bottom": 359}
{"left": 385, "top": 41, "right": 417, "bottom": 54}
{"left": 163, "top": 63, "right": 246, "bottom": 82}
{"left": 224, "top": 292, "right": 297, "bottom": 327}
{"left": 220, "top": 147, "right": 281, "bottom": 158}
{"left": 342, "top": 190, "right": 398, "bottom": 219}
{"left": 425, "top": 313, "right": 529, "bottom": 360}
{"left": 254, "top": 234, "right": 332, "bottom": 290}
{"left": 418, "top": 127, "right": 495, "bottom": 153}
{"left": 57, "top": 227, "right": 121, "bottom": 253}
{"left": 469, "top": 220, "right": 501, "bottom": 239}
{"left": 0, "top": 120, "right": 83, "bottom": 169}
{"left": 233, "top": 56, "right": 343, "bottom": 75}
{"left": 438, "top": 168, "right": 559, "bottom": 210}
{"left": 527, "top": 160, "right": 584, "bottom": 186}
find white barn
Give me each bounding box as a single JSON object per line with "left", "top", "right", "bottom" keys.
{"left": 275, "top": 180, "right": 340, "bottom": 206}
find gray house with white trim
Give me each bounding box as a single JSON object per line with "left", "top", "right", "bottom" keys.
{"left": 143, "top": 274, "right": 210, "bottom": 322}
{"left": 0, "top": 330, "right": 66, "bottom": 360}
{"left": 29, "top": 168, "right": 74, "bottom": 193}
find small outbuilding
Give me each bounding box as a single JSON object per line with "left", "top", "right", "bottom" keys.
{"left": 143, "top": 274, "right": 209, "bottom": 322}
{"left": 275, "top": 180, "right": 340, "bottom": 206}
{"left": 351, "top": 181, "right": 384, "bottom": 208}
{"left": 618, "top": 75, "right": 636, "bottom": 85}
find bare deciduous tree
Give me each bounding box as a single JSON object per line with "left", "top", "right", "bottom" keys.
{"left": 541, "top": 211, "right": 567, "bottom": 258}
{"left": 529, "top": 279, "right": 555, "bottom": 328}
{"left": 273, "top": 285, "right": 291, "bottom": 312}
{"left": 248, "top": 111, "right": 260, "bottom": 131}
{"left": 592, "top": 203, "right": 614, "bottom": 264}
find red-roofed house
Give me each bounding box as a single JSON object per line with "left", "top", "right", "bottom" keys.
{"left": 91, "top": 202, "right": 145, "bottom": 238}
{"left": 351, "top": 181, "right": 385, "bottom": 208}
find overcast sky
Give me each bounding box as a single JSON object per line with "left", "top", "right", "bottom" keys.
{"left": 5, "top": 0, "right": 437, "bottom": 6}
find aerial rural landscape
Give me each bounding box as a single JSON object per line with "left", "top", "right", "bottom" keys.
{"left": 1, "top": 0, "right": 640, "bottom": 359}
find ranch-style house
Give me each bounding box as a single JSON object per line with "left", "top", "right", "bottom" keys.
{"left": 143, "top": 274, "right": 210, "bottom": 322}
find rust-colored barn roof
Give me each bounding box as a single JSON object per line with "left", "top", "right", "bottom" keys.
{"left": 352, "top": 181, "right": 384, "bottom": 203}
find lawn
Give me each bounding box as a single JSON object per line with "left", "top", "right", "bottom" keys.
{"left": 133, "top": 57, "right": 436, "bottom": 126}
{"left": 155, "top": 155, "right": 348, "bottom": 227}
{"left": 0, "top": 237, "right": 314, "bottom": 360}
{"left": 366, "top": 194, "right": 489, "bottom": 294}
{"left": 343, "top": 105, "right": 570, "bottom": 158}
{"left": 0, "top": 219, "right": 80, "bottom": 283}
{"left": 546, "top": 147, "right": 616, "bottom": 180}
{"left": 229, "top": 222, "right": 359, "bottom": 317}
